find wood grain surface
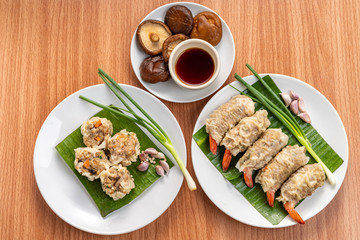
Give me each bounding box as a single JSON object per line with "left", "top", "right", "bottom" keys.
{"left": 1, "top": 0, "right": 359, "bottom": 239}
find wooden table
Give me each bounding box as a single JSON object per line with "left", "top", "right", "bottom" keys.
{"left": 1, "top": 0, "right": 359, "bottom": 239}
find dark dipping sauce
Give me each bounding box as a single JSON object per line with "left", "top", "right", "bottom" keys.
{"left": 175, "top": 48, "right": 215, "bottom": 86}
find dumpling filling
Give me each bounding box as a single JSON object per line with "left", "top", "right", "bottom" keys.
{"left": 107, "top": 129, "right": 140, "bottom": 166}
{"left": 100, "top": 166, "right": 135, "bottom": 200}
{"left": 74, "top": 147, "right": 110, "bottom": 181}
{"left": 81, "top": 117, "right": 113, "bottom": 149}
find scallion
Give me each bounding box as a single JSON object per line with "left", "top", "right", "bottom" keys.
{"left": 79, "top": 69, "right": 197, "bottom": 191}
{"left": 234, "top": 66, "right": 336, "bottom": 185}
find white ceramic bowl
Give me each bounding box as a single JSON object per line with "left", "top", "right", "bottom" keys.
{"left": 168, "top": 39, "right": 220, "bottom": 90}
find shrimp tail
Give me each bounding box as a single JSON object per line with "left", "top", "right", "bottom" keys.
{"left": 243, "top": 167, "right": 254, "bottom": 188}
{"left": 209, "top": 135, "right": 218, "bottom": 155}
{"left": 284, "top": 202, "right": 305, "bottom": 224}
{"left": 267, "top": 189, "right": 275, "bottom": 207}
{"left": 222, "top": 149, "right": 232, "bottom": 172}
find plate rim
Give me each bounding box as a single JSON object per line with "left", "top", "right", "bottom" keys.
{"left": 191, "top": 73, "right": 349, "bottom": 228}
{"left": 130, "top": 1, "right": 236, "bottom": 103}
{"left": 33, "top": 83, "right": 186, "bottom": 235}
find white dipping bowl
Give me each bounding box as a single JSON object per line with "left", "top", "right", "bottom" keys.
{"left": 168, "top": 39, "right": 220, "bottom": 90}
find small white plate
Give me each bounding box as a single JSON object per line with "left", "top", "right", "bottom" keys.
{"left": 34, "top": 84, "right": 186, "bottom": 235}
{"left": 191, "top": 74, "right": 348, "bottom": 228}
{"left": 130, "top": 2, "right": 235, "bottom": 103}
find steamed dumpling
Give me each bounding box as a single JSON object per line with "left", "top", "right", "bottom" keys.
{"left": 74, "top": 147, "right": 110, "bottom": 181}
{"left": 106, "top": 129, "right": 140, "bottom": 166}
{"left": 81, "top": 117, "right": 113, "bottom": 149}
{"left": 100, "top": 166, "right": 135, "bottom": 200}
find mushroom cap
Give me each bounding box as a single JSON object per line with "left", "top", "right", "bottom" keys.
{"left": 162, "top": 34, "right": 189, "bottom": 62}
{"left": 139, "top": 55, "right": 170, "bottom": 83}
{"left": 165, "top": 5, "right": 194, "bottom": 35}
{"left": 190, "top": 11, "right": 222, "bottom": 46}
{"left": 136, "top": 20, "right": 172, "bottom": 56}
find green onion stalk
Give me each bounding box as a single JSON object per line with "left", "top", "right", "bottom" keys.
{"left": 79, "top": 69, "right": 197, "bottom": 191}
{"left": 233, "top": 65, "right": 336, "bottom": 185}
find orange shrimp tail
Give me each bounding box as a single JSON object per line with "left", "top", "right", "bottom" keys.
{"left": 243, "top": 168, "right": 254, "bottom": 188}
{"left": 222, "top": 149, "right": 232, "bottom": 172}
{"left": 209, "top": 136, "right": 218, "bottom": 155}
{"left": 267, "top": 190, "right": 275, "bottom": 207}
{"left": 284, "top": 202, "right": 305, "bottom": 224}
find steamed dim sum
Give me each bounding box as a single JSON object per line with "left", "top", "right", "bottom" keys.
{"left": 235, "top": 128, "right": 288, "bottom": 188}
{"left": 206, "top": 95, "right": 255, "bottom": 155}
{"left": 255, "top": 145, "right": 309, "bottom": 206}
{"left": 277, "top": 163, "right": 325, "bottom": 224}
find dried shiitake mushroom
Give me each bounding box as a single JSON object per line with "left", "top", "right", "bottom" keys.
{"left": 190, "top": 11, "right": 222, "bottom": 46}
{"left": 139, "top": 55, "right": 170, "bottom": 83}
{"left": 162, "top": 34, "right": 189, "bottom": 62}
{"left": 165, "top": 5, "right": 193, "bottom": 35}
{"left": 136, "top": 20, "right": 172, "bottom": 55}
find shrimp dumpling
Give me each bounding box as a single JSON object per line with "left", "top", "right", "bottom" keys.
{"left": 206, "top": 95, "right": 255, "bottom": 146}
{"left": 276, "top": 163, "right": 325, "bottom": 224}
{"left": 74, "top": 147, "right": 110, "bottom": 181}
{"left": 107, "top": 129, "right": 140, "bottom": 166}
{"left": 81, "top": 117, "right": 113, "bottom": 149}
{"left": 100, "top": 166, "right": 135, "bottom": 200}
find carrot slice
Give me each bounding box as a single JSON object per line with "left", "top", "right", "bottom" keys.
{"left": 95, "top": 136, "right": 101, "bottom": 141}
{"left": 83, "top": 159, "right": 90, "bottom": 169}
{"left": 94, "top": 120, "right": 102, "bottom": 128}
{"left": 209, "top": 136, "right": 217, "bottom": 155}
{"left": 222, "top": 149, "right": 232, "bottom": 172}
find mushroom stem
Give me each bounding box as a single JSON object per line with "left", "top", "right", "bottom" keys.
{"left": 150, "top": 33, "right": 159, "bottom": 42}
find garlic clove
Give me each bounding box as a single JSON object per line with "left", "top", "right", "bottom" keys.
{"left": 298, "top": 112, "right": 311, "bottom": 123}
{"left": 290, "top": 100, "right": 299, "bottom": 115}
{"left": 280, "top": 93, "right": 292, "bottom": 107}
{"left": 155, "top": 165, "right": 165, "bottom": 176}
{"left": 144, "top": 148, "right": 158, "bottom": 155}
{"left": 289, "top": 90, "right": 299, "bottom": 100}
{"left": 298, "top": 97, "right": 306, "bottom": 113}
{"left": 139, "top": 152, "right": 148, "bottom": 162}
{"left": 159, "top": 160, "right": 170, "bottom": 175}
{"left": 137, "top": 161, "right": 150, "bottom": 171}
{"left": 152, "top": 152, "right": 165, "bottom": 159}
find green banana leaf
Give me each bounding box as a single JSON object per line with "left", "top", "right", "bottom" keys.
{"left": 192, "top": 75, "right": 343, "bottom": 225}
{"left": 56, "top": 109, "right": 174, "bottom": 217}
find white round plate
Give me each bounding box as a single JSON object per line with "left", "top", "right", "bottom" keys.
{"left": 130, "top": 2, "right": 235, "bottom": 103}
{"left": 191, "top": 74, "right": 348, "bottom": 228}
{"left": 34, "top": 84, "right": 186, "bottom": 235}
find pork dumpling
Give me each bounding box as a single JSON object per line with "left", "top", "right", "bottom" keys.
{"left": 81, "top": 117, "right": 113, "bottom": 149}
{"left": 74, "top": 147, "right": 110, "bottom": 181}
{"left": 100, "top": 166, "right": 135, "bottom": 200}
{"left": 107, "top": 129, "right": 140, "bottom": 166}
